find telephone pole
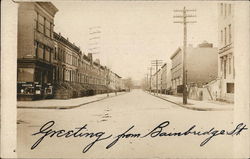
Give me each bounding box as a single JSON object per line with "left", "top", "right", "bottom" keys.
{"left": 173, "top": 7, "right": 196, "bottom": 104}
{"left": 151, "top": 60, "right": 163, "bottom": 95}
{"left": 148, "top": 67, "right": 153, "bottom": 93}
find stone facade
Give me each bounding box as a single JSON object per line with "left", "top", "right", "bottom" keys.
{"left": 217, "top": 3, "right": 234, "bottom": 102}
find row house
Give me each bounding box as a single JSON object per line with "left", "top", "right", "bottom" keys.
{"left": 160, "top": 63, "right": 169, "bottom": 94}
{"left": 17, "top": 2, "right": 125, "bottom": 100}
{"left": 150, "top": 63, "right": 170, "bottom": 94}
{"left": 53, "top": 32, "right": 83, "bottom": 98}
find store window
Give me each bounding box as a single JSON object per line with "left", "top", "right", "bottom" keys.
{"left": 17, "top": 68, "right": 34, "bottom": 82}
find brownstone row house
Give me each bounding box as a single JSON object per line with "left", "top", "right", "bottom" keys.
{"left": 17, "top": 2, "right": 125, "bottom": 100}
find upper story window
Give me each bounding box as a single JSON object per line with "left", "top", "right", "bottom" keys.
{"left": 228, "top": 4, "right": 231, "bottom": 15}
{"left": 54, "top": 47, "right": 57, "bottom": 60}
{"left": 50, "top": 22, "right": 53, "bottom": 38}
{"left": 221, "top": 30, "right": 223, "bottom": 43}
{"left": 229, "top": 24, "right": 232, "bottom": 43}
{"left": 224, "top": 4, "right": 227, "bottom": 17}
{"left": 38, "top": 14, "right": 44, "bottom": 33}
{"left": 45, "top": 19, "right": 51, "bottom": 38}
{"left": 224, "top": 27, "right": 227, "bottom": 45}
{"left": 220, "top": 3, "right": 223, "bottom": 15}
{"left": 34, "top": 12, "right": 38, "bottom": 29}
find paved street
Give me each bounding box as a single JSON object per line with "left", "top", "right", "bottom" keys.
{"left": 17, "top": 89, "right": 235, "bottom": 158}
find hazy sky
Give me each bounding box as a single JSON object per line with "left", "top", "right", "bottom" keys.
{"left": 53, "top": 1, "right": 218, "bottom": 81}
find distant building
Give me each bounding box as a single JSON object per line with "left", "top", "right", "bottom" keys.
{"left": 150, "top": 63, "right": 169, "bottom": 94}
{"left": 170, "top": 41, "right": 218, "bottom": 96}
{"left": 217, "top": 3, "right": 234, "bottom": 102}
{"left": 17, "top": 2, "right": 58, "bottom": 100}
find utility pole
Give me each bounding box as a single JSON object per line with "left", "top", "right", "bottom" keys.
{"left": 148, "top": 67, "right": 153, "bottom": 93}
{"left": 173, "top": 7, "right": 196, "bottom": 104}
{"left": 146, "top": 73, "right": 149, "bottom": 91}
{"left": 151, "top": 60, "right": 163, "bottom": 95}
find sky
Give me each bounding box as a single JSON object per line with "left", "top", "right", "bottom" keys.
{"left": 53, "top": 1, "right": 218, "bottom": 82}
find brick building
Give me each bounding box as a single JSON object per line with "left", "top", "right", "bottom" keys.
{"left": 17, "top": 2, "right": 125, "bottom": 100}
{"left": 170, "top": 41, "right": 218, "bottom": 96}
{"left": 17, "top": 2, "right": 58, "bottom": 100}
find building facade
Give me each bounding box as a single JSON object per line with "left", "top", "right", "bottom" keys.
{"left": 17, "top": 2, "right": 58, "bottom": 100}
{"left": 218, "top": 3, "right": 234, "bottom": 102}
{"left": 170, "top": 41, "right": 218, "bottom": 96}
{"left": 17, "top": 2, "right": 125, "bottom": 100}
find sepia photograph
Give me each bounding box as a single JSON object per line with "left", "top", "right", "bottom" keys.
{"left": 1, "top": 0, "right": 249, "bottom": 158}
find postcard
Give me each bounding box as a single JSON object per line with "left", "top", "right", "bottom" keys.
{"left": 1, "top": 0, "right": 249, "bottom": 158}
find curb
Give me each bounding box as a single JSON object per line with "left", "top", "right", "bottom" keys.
{"left": 17, "top": 92, "right": 127, "bottom": 110}
{"left": 146, "top": 91, "right": 233, "bottom": 111}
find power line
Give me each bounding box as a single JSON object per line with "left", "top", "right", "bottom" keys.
{"left": 173, "top": 7, "right": 196, "bottom": 105}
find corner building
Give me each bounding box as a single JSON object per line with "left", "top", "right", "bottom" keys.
{"left": 217, "top": 3, "right": 234, "bottom": 102}
{"left": 17, "top": 2, "right": 58, "bottom": 100}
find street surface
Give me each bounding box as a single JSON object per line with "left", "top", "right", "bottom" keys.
{"left": 17, "top": 89, "right": 235, "bottom": 158}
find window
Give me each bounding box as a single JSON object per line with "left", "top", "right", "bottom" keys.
{"left": 45, "top": 19, "right": 50, "bottom": 37}
{"left": 233, "top": 56, "right": 235, "bottom": 78}
{"left": 229, "top": 4, "right": 231, "bottom": 15}
{"left": 227, "top": 83, "right": 234, "bottom": 93}
{"left": 224, "top": 4, "right": 227, "bottom": 17}
{"left": 45, "top": 46, "right": 50, "bottom": 62}
{"left": 224, "top": 27, "right": 227, "bottom": 45}
{"left": 34, "top": 41, "right": 38, "bottom": 57}
{"left": 34, "top": 12, "right": 38, "bottom": 29}
{"left": 221, "top": 30, "right": 223, "bottom": 43}
{"left": 17, "top": 68, "right": 34, "bottom": 82}
{"left": 58, "top": 48, "right": 61, "bottom": 61}
{"left": 220, "top": 57, "right": 223, "bottom": 72}
{"left": 54, "top": 47, "right": 57, "bottom": 60}
{"left": 38, "top": 43, "right": 44, "bottom": 59}
{"left": 50, "top": 22, "right": 53, "bottom": 38}
{"left": 43, "top": 17, "right": 46, "bottom": 34}
{"left": 229, "top": 57, "right": 231, "bottom": 74}
{"left": 224, "top": 58, "right": 227, "bottom": 79}
{"left": 229, "top": 24, "right": 232, "bottom": 43}
{"left": 220, "top": 3, "right": 223, "bottom": 15}
{"left": 38, "top": 14, "right": 44, "bottom": 33}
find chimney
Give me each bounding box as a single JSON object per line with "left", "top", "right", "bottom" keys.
{"left": 95, "top": 59, "right": 100, "bottom": 65}
{"left": 88, "top": 53, "right": 93, "bottom": 63}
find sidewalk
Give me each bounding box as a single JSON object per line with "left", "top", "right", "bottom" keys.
{"left": 148, "top": 92, "right": 234, "bottom": 111}
{"left": 17, "top": 92, "right": 126, "bottom": 109}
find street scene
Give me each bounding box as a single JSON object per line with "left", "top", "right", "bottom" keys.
{"left": 15, "top": 1, "right": 246, "bottom": 158}
{"left": 18, "top": 89, "right": 235, "bottom": 158}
